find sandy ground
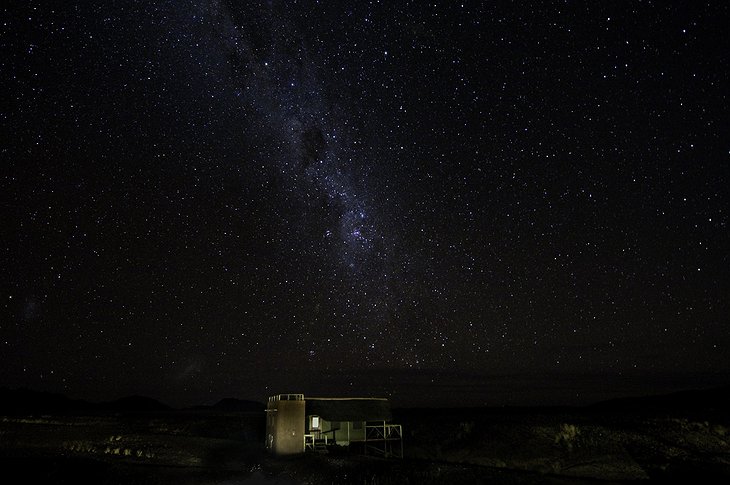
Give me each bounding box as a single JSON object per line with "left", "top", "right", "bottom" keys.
{"left": 1, "top": 406, "right": 729, "bottom": 484}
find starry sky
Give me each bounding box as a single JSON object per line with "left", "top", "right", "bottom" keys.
{"left": 2, "top": 1, "right": 728, "bottom": 408}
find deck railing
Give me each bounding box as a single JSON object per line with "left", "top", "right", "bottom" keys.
{"left": 268, "top": 393, "right": 304, "bottom": 403}
{"left": 364, "top": 423, "right": 403, "bottom": 458}
{"left": 304, "top": 433, "right": 328, "bottom": 451}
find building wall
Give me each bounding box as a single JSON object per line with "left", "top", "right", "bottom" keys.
{"left": 315, "top": 419, "right": 366, "bottom": 445}
{"left": 267, "top": 399, "right": 305, "bottom": 455}
{"left": 347, "top": 421, "right": 366, "bottom": 442}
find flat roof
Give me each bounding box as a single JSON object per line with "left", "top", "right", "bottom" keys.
{"left": 305, "top": 398, "right": 392, "bottom": 421}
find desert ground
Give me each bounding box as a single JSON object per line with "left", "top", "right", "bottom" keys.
{"left": 1, "top": 388, "right": 729, "bottom": 484}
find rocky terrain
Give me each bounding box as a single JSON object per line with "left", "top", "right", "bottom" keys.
{"left": 1, "top": 386, "right": 729, "bottom": 484}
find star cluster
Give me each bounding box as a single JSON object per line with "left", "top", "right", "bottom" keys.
{"left": 1, "top": 1, "right": 728, "bottom": 406}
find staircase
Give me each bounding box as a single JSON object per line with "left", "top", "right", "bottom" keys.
{"left": 314, "top": 440, "right": 328, "bottom": 454}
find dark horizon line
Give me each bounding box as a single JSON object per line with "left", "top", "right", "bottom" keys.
{"left": 3, "top": 380, "right": 729, "bottom": 413}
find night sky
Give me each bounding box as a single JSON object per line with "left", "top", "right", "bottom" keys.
{"left": 2, "top": 1, "right": 728, "bottom": 408}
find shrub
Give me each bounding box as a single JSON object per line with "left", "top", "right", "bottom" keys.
{"left": 554, "top": 423, "right": 580, "bottom": 452}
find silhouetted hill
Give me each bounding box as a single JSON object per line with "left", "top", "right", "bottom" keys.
{"left": 211, "top": 398, "right": 264, "bottom": 412}
{"left": 0, "top": 388, "right": 93, "bottom": 415}
{"left": 187, "top": 398, "right": 264, "bottom": 413}
{"left": 590, "top": 384, "right": 730, "bottom": 413}
{"left": 0, "top": 388, "right": 170, "bottom": 415}
{"left": 97, "top": 395, "right": 171, "bottom": 413}
{"left": 0, "top": 388, "right": 268, "bottom": 416}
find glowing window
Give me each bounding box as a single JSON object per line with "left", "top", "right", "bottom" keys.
{"left": 311, "top": 416, "right": 320, "bottom": 429}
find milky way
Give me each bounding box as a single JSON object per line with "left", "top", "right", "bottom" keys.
{"left": 2, "top": 0, "right": 728, "bottom": 406}
{"left": 210, "top": 1, "right": 388, "bottom": 275}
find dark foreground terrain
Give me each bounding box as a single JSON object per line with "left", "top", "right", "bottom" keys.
{"left": 1, "top": 387, "right": 729, "bottom": 484}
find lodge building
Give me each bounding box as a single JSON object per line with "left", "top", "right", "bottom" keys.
{"left": 265, "top": 393, "right": 403, "bottom": 457}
